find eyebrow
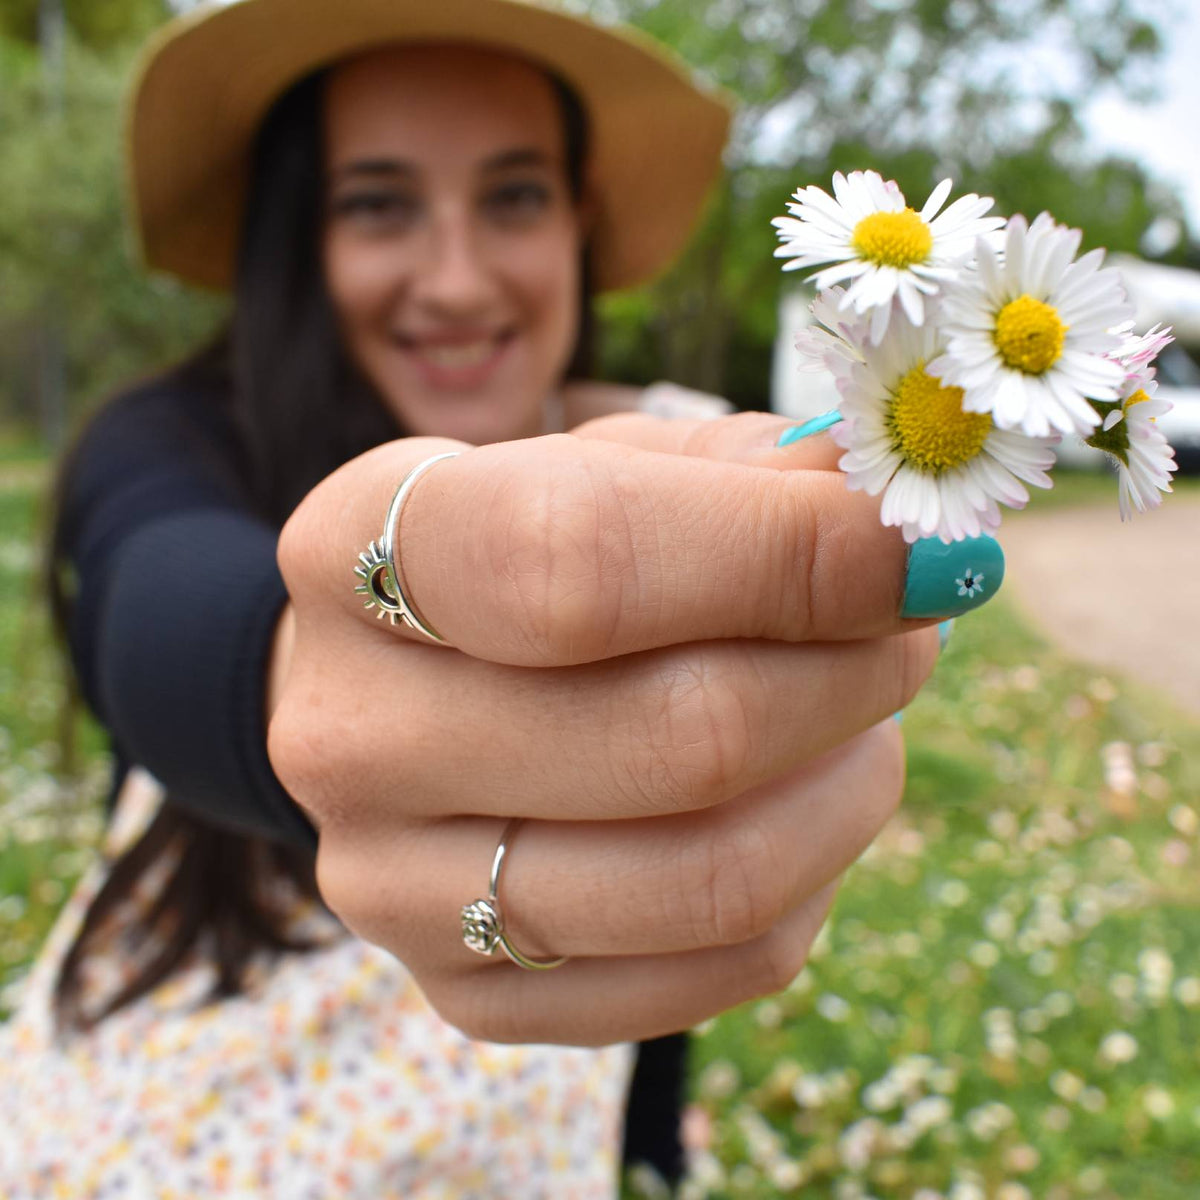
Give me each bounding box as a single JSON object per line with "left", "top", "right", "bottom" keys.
{"left": 331, "top": 147, "right": 556, "bottom": 182}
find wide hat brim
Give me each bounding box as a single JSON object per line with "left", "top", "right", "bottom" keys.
{"left": 128, "top": 0, "right": 733, "bottom": 294}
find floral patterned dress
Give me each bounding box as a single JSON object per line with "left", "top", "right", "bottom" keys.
{"left": 0, "top": 771, "right": 635, "bottom": 1199}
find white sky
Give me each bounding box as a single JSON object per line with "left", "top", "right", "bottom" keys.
{"left": 1083, "top": 3, "right": 1200, "bottom": 238}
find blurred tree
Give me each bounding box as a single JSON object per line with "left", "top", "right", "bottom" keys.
{"left": 586, "top": 0, "right": 1189, "bottom": 408}
{"left": 0, "top": 35, "right": 224, "bottom": 439}
{"left": 0, "top": 0, "right": 168, "bottom": 51}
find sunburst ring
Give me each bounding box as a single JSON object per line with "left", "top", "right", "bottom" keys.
{"left": 353, "top": 541, "right": 403, "bottom": 624}
{"left": 352, "top": 451, "right": 462, "bottom": 644}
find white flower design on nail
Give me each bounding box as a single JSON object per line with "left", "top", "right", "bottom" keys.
{"left": 956, "top": 568, "right": 984, "bottom": 598}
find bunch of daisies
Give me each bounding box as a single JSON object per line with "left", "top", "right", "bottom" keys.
{"left": 774, "top": 170, "right": 1178, "bottom": 543}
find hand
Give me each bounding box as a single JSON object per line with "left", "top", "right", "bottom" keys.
{"left": 268, "top": 413, "right": 941, "bottom": 1045}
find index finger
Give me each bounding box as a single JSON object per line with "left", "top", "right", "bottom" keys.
{"left": 295, "top": 431, "right": 1004, "bottom": 666}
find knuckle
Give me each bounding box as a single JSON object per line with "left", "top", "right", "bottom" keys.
{"left": 681, "top": 815, "right": 786, "bottom": 948}
{"left": 571, "top": 411, "right": 648, "bottom": 441}
{"left": 620, "top": 652, "right": 757, "bottom": 812}
{"left": 678, "top": 410, "right": 762, "bottom": 457}
{"left": 484, "top": 446, "right": 636, "bottom": 664}
{"left": 267, "top": 693, "right": 361, "bottom": 831}
{"left": 275, "top": 493, "right": 322, "bottom": 595}
{"left": 747, "top": 919, "right": 815, "bottom": 997}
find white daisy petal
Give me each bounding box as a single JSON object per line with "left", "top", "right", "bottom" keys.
{"left": 774, "top": 173, "right": 1003, "bottom": 336}
{"left": 920, "top": 178, "right": 954, "bottom": 221}
{"left": 832, "top": 307, "right": 1057, "bottom": 542}
{"left": 1085, "top": 372, "right": 1179, "bottom": 519}
{"left": 934, "top": 211, "right": 1133, "bottom": 436}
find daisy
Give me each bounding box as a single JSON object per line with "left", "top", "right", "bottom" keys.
{"left": 792, "top": 286, "right": 867, "bottom": 378}
{"left": 830, "top": 309, "right": 1058, "bottom": 543}
{"left": 930, "top": 212, "right": 1134, "bottom": 438}
{"left": 1108, "top": 320, "right": 1173, "bottom": 376}
{"left": 1084, "top": 371, "right": 1177, "bottom": 519}
{"left": 773, "top": 170, "right": 1004, "bottom": 343}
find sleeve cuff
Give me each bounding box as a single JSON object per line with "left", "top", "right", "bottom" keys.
{"left": 94, "top": 510, "right": 316, "bottom": 851}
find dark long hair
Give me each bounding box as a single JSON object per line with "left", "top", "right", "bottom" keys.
{"left": 51, "top": 67, "right": 594, "bottom": 1032}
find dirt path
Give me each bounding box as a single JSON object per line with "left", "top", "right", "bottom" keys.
{"left": 1001, "top": 495, "right": 1200, "bottom": 717}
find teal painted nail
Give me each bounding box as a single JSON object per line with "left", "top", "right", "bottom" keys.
{"left": 938, "top": 619, "right": 956, "bottom": 651}
{"left": 777, "top": 410, "right": 843, "bottom": 446}
{"left": 902, "top": 536, "right": 1004, "bottom": 619}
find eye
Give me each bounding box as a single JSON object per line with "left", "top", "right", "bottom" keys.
{"left": 330, "top": 190, "right": 420, "bottom": 231}
{"left": 482, "top": 181, "right": 553, "bottom": 224}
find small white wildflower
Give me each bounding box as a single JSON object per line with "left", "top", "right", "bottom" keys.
{"left": 1041, "top": 1104, "right": 1071, "bottom": 1132}
{"left": 948, "top": 1181, "right": 986, "bottom": 1200}
{"left": 1051, "top": 1070, "right": 1085, "bottom": 1102}
{"left": 937, "top": 879, "right": 971, "bottom": 907}
{"left": 906, "top": 1095, "right": 953, "bottom": 1133}
{"left": 1168, "top": 804, "right": 1197, "bottom": 835}
{"left": 817, "top": 993, "right": 851, "bottom": 1022}
{"left": 697, "top": 1060, "right": 740, "bottom": 1100}
{"left": 1174, "top": 977, "right": 1200, "bottom": 1007}
{"left": 996, "top": 1184, "right": 1033, "bottom": 1200}
{"left": 838, "top": 1117, "right": 886, "bottom": 1171}
{"left": 1144, "top": 1086, "right": 1175, "bottom": 1120}
{"left": 1004, "top": 1144, "right": 1041, "bottom": 1173}
{"left": 1043, "top": 991, "right": 1074, "bottom": 1018}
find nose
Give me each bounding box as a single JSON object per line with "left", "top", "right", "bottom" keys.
{"left": 411, "top": 204, "right": 498, "bottom": 319}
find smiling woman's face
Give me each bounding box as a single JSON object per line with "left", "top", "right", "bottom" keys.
{"left": 322, "top": 45, "right": 586, "bottom": 445}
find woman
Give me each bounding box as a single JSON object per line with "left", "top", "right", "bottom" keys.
{"left": 1, "top": 0, "right": 999, "bottom": 1194}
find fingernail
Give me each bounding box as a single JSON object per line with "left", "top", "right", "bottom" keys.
{"left": 902, "top": 536, "right": 1004, "bottom": 619}
{"left": 777, "top": 410, "right": 843, "bottom": 446}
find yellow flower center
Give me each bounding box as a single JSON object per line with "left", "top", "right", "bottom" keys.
{"left": 1125, "top": 388, "right": 1150, "bottom": 408}
{"left": 992, "top": 294, "right": 1068, "bottom": 375}
{"left": 851, "top": 208, "right": 933, "bottom": 268}
{"left": 887, "top": 364, "right": 993, "bottom": 472}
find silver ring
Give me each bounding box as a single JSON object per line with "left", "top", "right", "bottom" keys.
{"left": 354, "top": 451, "right": 461, "bottom": 644}
{"left": 461, "top": 819, "right": 568, "bottom": 971}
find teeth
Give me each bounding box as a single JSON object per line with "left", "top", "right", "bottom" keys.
{"left": 419, "top": 341, "right": 496, "bottom": 368}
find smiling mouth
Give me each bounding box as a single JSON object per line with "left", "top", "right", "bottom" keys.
{"left": 390, "top": 329, "right": 518, "bottom": 388}
{"left": 413, "top": 339, "right": 503, "bottom": 368}
{"left": 396, "top": 328, "right": 516, "bottom": 366}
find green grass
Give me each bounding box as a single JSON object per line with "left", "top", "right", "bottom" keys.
{"left": 668, "top": 584, "right": 1200, "bottom": 1199}
{"left": 1020, "top": 467, "right": 1200, "bottom": 513}
{"left": 0, "top": 479, "right": 107, "bottom": 1015}
{"left": 3, "top": 454, "right": 1200, "bottom": 1198}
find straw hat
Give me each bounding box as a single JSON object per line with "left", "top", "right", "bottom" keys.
{"left": 128, "top": 0, "right": 733, "bottom": 293}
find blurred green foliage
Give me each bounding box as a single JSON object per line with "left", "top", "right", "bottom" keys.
{"left": 0, "top": 0, "right": 1191, "bottom": 438}
{"left": 593, "top": 0, "right": 1191, "bottom": 405}
{"left": 0, "top": 26, "right": 226, "bottom": 443}
{"left": 0, "top": 0, "right": 168, "bottom": 50}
